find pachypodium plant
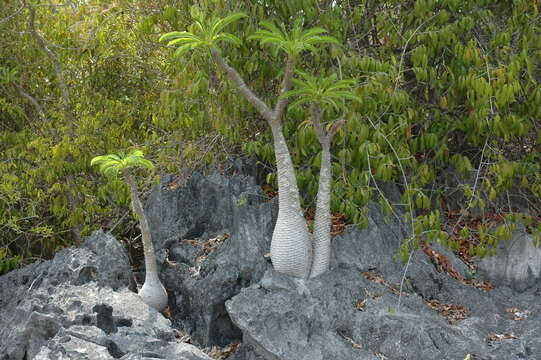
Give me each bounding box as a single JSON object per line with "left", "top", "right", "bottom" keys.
{"left": 160, "top": 12, "right": 352, "bottom": 279}
{"left": 283, "top": 72, "right": 360, "bottom": 277}
{"left": 91, "top": 150, "right": 168, "bottom": 311}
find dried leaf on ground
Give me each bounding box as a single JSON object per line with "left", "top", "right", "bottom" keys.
{"left": 184, "top": 233, "right": 230, "bottom": 266}
{"left": 174, "top": 329, "right": 193, "bottom": 344}
{"left": 330, "top": 213, "right": 347, "bottom": 236}
{"left": 424, "top": 298, "right": 469, "bottom": 324}
{"left": 338, "top": 331, "right": 363, "bottom": 349}
{"left": 506, "top": 307, "right": 530, "bottom": 321}
{"left": 361, "top": 271, "right": 407, "bottom": 296}
{"left": 355, "top": 298, "right": 367, "bottom": 311}
{"left": 206, "top": 341, "right": 241, "bottom": 359}
{"left": 421, "top": 242, "right": 494, "bottom": 291}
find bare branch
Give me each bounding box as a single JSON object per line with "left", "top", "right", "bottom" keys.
{"left": 27, "top": 3, "right": 75, "bottom": 136}
{"left": 328, "top": 118, "right": 346, "bottom": 139}
{"left": 273, "top": 55, "right": 296, "bottom": 120}
{"left": 310, "top": 102, "right": 326, "bottom": 141}
{"left": 311, "top": 102, "right": 345, "bottom": 143}
{"left": 0, "top": 6, "right": 23, "bottom": 24}
{"left": 11, "top": 82, "right": 46, "bottom": 122}
{"left": 210, "top": 47, "right": 274, "bottom": 122}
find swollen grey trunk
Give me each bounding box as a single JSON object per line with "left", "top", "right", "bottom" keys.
{"left": 211, "top": 48, "right": 312, "bottom": 278}
{"left": 124, "top": 171, "right": 168, "bottom": 311}
{"left": 309, "top": 103, "right": 343, "bottom": 278}
{"left": 270, "top": 121, "right": 312, "bottom": 279}
{"left": 310, "top": 138, "right": 332, "bottom": 278}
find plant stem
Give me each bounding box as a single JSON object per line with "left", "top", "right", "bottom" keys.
{"left": 123, "top": 170, "right": 158, "bottom": 276}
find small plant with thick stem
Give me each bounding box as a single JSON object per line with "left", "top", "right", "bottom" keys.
{"left": 283, "top": 71, "right": 360, "bottom": 277}
{"left": 91, "top": 150, "right": 168, "bottom": 311}
{"left": 160, "top": 13, "right": 356, "bottom": 278}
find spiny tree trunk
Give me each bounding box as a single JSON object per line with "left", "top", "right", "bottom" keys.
{"left": 269, "top": 120, "right": 312, "bottom": 278}
{"left": 211, "top": 48, "right": 312, "bottom": 279}
{"left": 310, "top": 138, "right": 332, "bottom": 278}
{"left": 309, "top": 103, "right": 343, "bottom": 278}
{"left": 123, "top": 170, "right": 167, "bottom": 311}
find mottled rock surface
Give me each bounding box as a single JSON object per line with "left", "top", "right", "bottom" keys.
{"left": 3, "top": 168, "right": 540, "bottom": 360}
{"left": 145, "top": 169, "right": 275, "bottom": 346}
{"left": 0, "top": 230, "right": 211, "bottom": 360}
{"left": 226, "top": 204, "right": 541, "bottom": 360}
{"left": 478, "top": 228, "right": 541, "bottom": 292}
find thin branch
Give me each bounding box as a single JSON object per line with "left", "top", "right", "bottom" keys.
{"left": 10, "top": 82, "right": 47, "bottom": 122}
{"left": 273, "top": 55, "right": 296, "bottom": 120}
{"left": 0, "top": 6, "right": 23, "bottom": 24}
{"left": 210, "top": 47, "right": 274, "bottom": 122}
{"left": 328, "top": 118, "right": 345, "bottom": 139}
{"left": 395, "top": 15, "right": 436, "bottom": 92}
{"left": 366, "top": 115, "right": 415, "bottom": 311}
{"left": 27, "top": 3, "right": 75, "bottom": 136}
{"left": 310, "top": 102, "right": 345, "bottom": 143}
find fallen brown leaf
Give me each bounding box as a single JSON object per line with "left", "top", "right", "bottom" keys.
{"left": 424, "top": 298, "right": 469, "bottom": 324}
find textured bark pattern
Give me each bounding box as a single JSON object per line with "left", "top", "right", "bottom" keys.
{"left": 310, "top": 140, "right": 332, "bottom": 278}
{"left": 210, "top": 48, "right": 312, "bottom": 279}
{"left": 270, "top": 122, "right": 312, "bottom": 279}
{"left": 125, "top": 171, "right": 167, "bottom": 311}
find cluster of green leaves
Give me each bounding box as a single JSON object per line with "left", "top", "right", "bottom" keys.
{"left": 1, "top": 0, "right": 540, "bottom": 274}
{"left": 91, "top": 150, "right": 154, "bottom": 179}
{"left": 0, "top": 0, "right": 227, "bottom": 273}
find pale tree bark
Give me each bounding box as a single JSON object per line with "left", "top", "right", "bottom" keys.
{"left": 309, "top": 102, "right": 344, "bottom": 278}
{"left": 123, "top": 170, "right": 167, "bottom": 311}
{"left": 269, "top": 120, "right": 312, "bottom": 278}
{"left": 26, "top": 3, "right": 82, "bottom": 244}
{"left": 210, "top": 47, "right": 312, "bottom": 278}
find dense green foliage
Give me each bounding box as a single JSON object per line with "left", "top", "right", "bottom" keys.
{"left": 91, "top": 150, "right": 154, "bottom": 179}
{"left": 1, "top": 0, "right": 540, "bottom": 274}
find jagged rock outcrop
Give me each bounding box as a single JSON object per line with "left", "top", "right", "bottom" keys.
{"left": 225, "top": 204, "right": 541, "bottom": 360}
{"left": 477, "top": 228, "right": 541, "bottom": 292}
{"left": 145, "top": 167, "right": 275, "bottom": 347}
{"left": 3, "top": 168, "right": 540, "bottom": 360}
{"left": 0, "top": 230, "right": 211, "bottom": 360}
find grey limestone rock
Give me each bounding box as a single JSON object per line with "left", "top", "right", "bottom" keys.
{"left": 478, "top": 228, "right": 541, "bottom": 292}
{"left": 145, "top": 171, "right": 275, "bottom": 346}
{"left": 226, "top": 203, "right": 541, "bottom": 360}
{"left": 0, "top": 230, "right": 211, "bottom": 360}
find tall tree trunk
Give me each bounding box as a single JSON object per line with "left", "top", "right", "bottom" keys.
{"left": 210, "top": 48, "right": 312, "bottom": 278}
{"left": 310, "top": 138, "right": 332, "bottom": 278}
{"left": 269, "top": 120, "right": 312, "bottom": 279}
{"left": 124, "top": 170, "right": 167, "bottom": 311}
{"left": 309, "top": 103, "right": 343, "bottom": 278}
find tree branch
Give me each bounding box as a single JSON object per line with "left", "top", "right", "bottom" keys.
{"left": 27, "top": 3, "right": 75, "bottom": 136}
{"left": 328, "top": 118, "right": 345, "bottom": 139}
{"left": 25, "top": 1, "right": 81, "bottom": 244}
{"left": 273, "top": 55, "right": 296, "bottom": 120}
{"left": 210, "top": 47, "right": 274, "bottom": 122}
{"left": 11, "top": 82, "right": 46, "bottom": 122}
{"left": 310, "top": 102, "right": 345, "bottom": 143}
{"left": 310, "top": 102, "right": 326, "bottom": 142}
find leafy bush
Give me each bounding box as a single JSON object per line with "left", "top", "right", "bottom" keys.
{"left": 1, "top": 0, "right": 540, "bottom": 273}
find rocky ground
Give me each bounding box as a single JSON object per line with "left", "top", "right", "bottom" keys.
{"left": 1, "top": 162, "right": 540, "bottom": 359}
